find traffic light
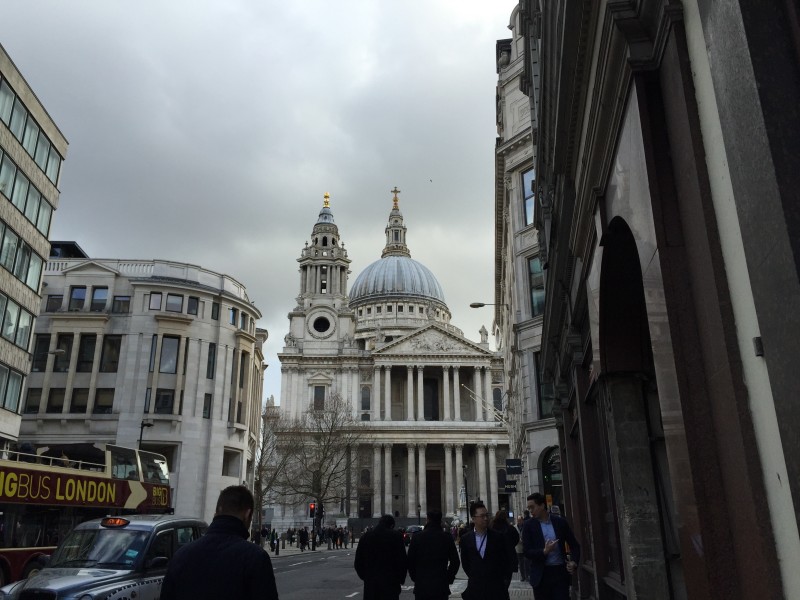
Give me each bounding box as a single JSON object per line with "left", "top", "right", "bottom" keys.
{"left": 309, "top": 502, "right": 316, "bottom": 518}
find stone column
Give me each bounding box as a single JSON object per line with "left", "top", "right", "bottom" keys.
{"left": 417, "top": 366, "right": 425, "bottom": 420}
{"left": 406, "top": 366, "right": 414, "bottom": 420}
{"left": 373, "top": 366, "right": 381, "bottom": 421}
{"left": 407, "top": 444, "right": 417, "bottom": 517}
{"left": 488, "top": 444, "right": 498, "bottom": 514}
{"left": 383, "top": 443, "right": 392, "bottom": 517}
{"left": 444, "top": 444, "right": 454, "bottom": 515}
{"left": 372, "top": 444, "right": 382, "bottom": 517}
{"left": 483, "top": 366, "right": 492, "bottom": 421}
{"left": 351, "top": 369, "right": 360, "bottom": 418}
{"left": 477, "top": 444, "right": 488, "bottom": 506}
{"left": 418, "top": 444, "right": 427, "bottom": 514}
{"left": 474, "top": 367, "right": 484, "bottom": 421}
{"left": 384, "top": 365, "right": 392, "bottom": 421}
{"left": 443, "top": 366, "right": 451, "bottom": 421}
{"left": 453, "top": 368, "right": 461, "bottom": 421}
{"left": 350, "top": 446, "right": 359, "bottom": 517}
{"left": 455, "top": 445, "right": 464, "bottom": 510}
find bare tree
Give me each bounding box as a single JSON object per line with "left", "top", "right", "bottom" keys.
{"left": 253, "top": 401, "right": 302, "bottom": 533}
{"left": 275, "top": 393, "right": 368, "bottom": 526}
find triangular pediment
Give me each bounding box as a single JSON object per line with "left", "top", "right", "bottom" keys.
{"left": 61, "top": 261, "right": 121, "bottom": 276}
{"left": 375, "top": 324, "right": 492, "bottom": 357}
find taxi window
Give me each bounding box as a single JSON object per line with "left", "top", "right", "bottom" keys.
{"left": 176, "top": 526, "right": 196, "bottom": 548}
{"left": 145, "top": 529, "right": 175, "bottom": 561}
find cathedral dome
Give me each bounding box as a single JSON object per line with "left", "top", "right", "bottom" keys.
{"left": 349, "top": 255, "right": 447, "bottom": 307}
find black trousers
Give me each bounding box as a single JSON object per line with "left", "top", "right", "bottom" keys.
{"left": 532, "top": 565, "right": 570, "bottom": 600}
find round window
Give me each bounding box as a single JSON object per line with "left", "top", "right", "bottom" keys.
{"left": 313, "top": 316, "right": 331, "bottom": 332}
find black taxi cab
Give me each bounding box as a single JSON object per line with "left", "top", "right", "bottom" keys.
{"left": 0, "top": 514, "right": 206, "bottom": 600}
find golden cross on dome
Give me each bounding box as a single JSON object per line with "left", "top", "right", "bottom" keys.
{"left": 391, "top": 186, "right": 400, "bottom": 209}
{"left": 323, "top": 192, "right": 330, "bottom": 208}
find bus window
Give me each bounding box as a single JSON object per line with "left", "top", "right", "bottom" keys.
{"left": 139, "top": 451, "right": 169, "bottom": 484}
{"left": 109, "top": 446, "right": 139, "bottom": 481}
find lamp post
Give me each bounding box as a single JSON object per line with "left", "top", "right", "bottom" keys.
{"left": 138, "top": 420, "right": 153, "bottom": 448}
{"left": 417, "top": 504, "right": 421, "bottom": 525}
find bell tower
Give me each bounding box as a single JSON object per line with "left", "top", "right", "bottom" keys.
{"left": 382, "top": 187, "right": 411, "bottom": 258}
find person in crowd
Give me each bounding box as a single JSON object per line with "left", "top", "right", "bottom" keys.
{"left": 491, "top": 511, "right": 519, "bottom": 589}
{"left": 459, "top": 501, "right": 513, "bottom": 600}
{"left": 515, "top": 515, "right": 529, "bottom": 582}
{"left": 407, "top": 509, "right": 460, "bottom": 600}
{"left": 161, "top": 485, "right": 279, "bottom": 600}
{"left": 299, "top": 526, "right": 309, "bottom": 551}
{"left": 523, "top": 493, "right": 581, "bottom": 600}
{"left": 354, "top": 514, "right": 407, "bottom": 600}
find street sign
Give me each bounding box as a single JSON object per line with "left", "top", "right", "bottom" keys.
{"left": 506, "top": 458, "right": 522, "bottom": 474}
{"left": 504, "top": 480, "right": 517, "bottom": 492}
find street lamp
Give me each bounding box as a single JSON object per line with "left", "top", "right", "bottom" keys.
{"left": 417, "top": 504, "right": 421, "bottom": 525}
{"left": 138, "top": 420, "right": 153, "bottom": 448}
{"left": 469, "top": 302, "right": 508, "bottom": 308}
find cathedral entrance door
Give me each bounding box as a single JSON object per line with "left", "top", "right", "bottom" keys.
{"left": 426, "top": 470, "right": 442, "bottom": 512}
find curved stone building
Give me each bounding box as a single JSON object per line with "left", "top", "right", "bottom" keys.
{"left": 276, "top": 191, "right": 508, "bottom": 528}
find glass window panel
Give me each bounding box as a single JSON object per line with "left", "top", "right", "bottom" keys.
{"left": 31, "top": 334, "right": 50, "bottom": 372}
{"left": 0, "top": 80, "right": 14, "bottom": 124}
{"left": 34, "top": 134, "right": 50, "bottom": 170}
{"left": 522, "top": 168, "right": 536, "bottom": 226}
{"left": 154, "top": 389, "right": 174, "bottom": 414}
{"left": 45, "top": 295, "right": 63, "bottom": 312}
{"left": 90, "top": 287, "right": 108, "bottom": 311}
{"left": 0, "top": 154, "right": 17, "bottom": 199}
{"left": 11, "top": 171, "right": 29, "bottom": 211}
{"left": 0, "top": 364, "right": 7, "bottom": 409}
{"left": 159, "top": 336, "right": 179, "bottom": 374}
{"left": 70, "top": 388, "right": 89, "bottom": 413}
{"left": 112, "top": 295, "right": 130, "bottom": 313}
{"left": 206, "top": 343, "right": 216, "bottom": 379}
{"left": 0, "top": 227, "right": 19, "bottom": 271}
{"left": 203, "top": 393, "right": 212, "bottom": 419}
{"left": 36, "top": 199, "right": 52, "bottom": 235}
{"left": 531, "top": 287, "right": 545, "bottom": 317}
{"left": 9, "top": 98, "right": 27, "bottom": 139}
{"left": 76, "top": 334, "right": 96, "bottom": 372}
{"left": 68, "top": 286, "right": 86, "bottom": 310}
{"left": 149, "top": 292, "right": 162, "bottom": 310}
{"left": 4, "top": 370, "right": 22, "bottom": 412}
{"left": 13, "top": 243, "right": 31, "bottom": 280}
{"left": 24, "top": 186, "right": 40, "bottom": 223}
{"left": 14, "top": 310, "right": 32, "bottom": 349}
{"left": 24, "top": 387, "right": 41, "bottom": 414}
{"left": 22, "top": 119, "right": 40, "bottom": 155}
{"left": 54, "top": 333, "right": 73, "bottom": 372}
{"left": 46, "top": 388, "right": 65, "bottom": 413}
{"left": 2, "top": 299, "right": 19, "bottom": 341}
{"left": 0, "top": 295, "right": 6, "bottom": 330}
{"left": 93, "top": 389, "right": 114, "bottom": 414}
{"left": 187, "top": 297, "right": 198, "bottom": 315}
{"left": 211, "top": 302, "right": 219, "bottom": 320}
{"left": 25, "top": 252, "right": 42, "bottom": 290}
{"left": 46, "top": 147, "right": 61, "bottom": 183}
{"left": 165, "top": 294, "right": 183, "bottom": 312}
{"left": 148, "top": 334, "right": 157, "bottom": 372}
{"left": 100, "top": 335, "right": 121, "bottom": 373}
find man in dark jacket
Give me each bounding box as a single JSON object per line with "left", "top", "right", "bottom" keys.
{"left": 407, "top": 509, "right": 460, "bottom": 600}
{"left": 460, "top": 501, "right": 512, "bottom": 600}
{"left": 161, "top": 485, "right": 279, "bottom": 600}
{"left": 354, "top": 514, "right": 407, "bottom": 600}
{"left": 523, "top": 493, "right": 580, "bottom": 600}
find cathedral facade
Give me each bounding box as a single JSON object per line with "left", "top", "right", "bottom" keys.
{"left": 275, "top": 192, "right": 509, "bottom": 528}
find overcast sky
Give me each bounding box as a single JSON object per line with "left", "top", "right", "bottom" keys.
{"left": 2, "top": 0, "right": 516, "bottom": 403}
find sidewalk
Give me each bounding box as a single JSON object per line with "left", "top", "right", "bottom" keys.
{"left": 267, "top": 542, "right": 534, "bottom": 598}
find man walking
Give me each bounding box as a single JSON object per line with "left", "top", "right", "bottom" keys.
{"left": 407, "top": 509, "right": 460, "bottom": 600}
{"left": 161, "top": 485, "right": 279, "bottom": 600}
{"left": 354, "top": 514, "right": 408, "bottom": 600}
{"left": 459, "top": 501, "right": 513, "bottom": 600}
{"left": 523, "top": 493, "right": 580, "bottom": 600}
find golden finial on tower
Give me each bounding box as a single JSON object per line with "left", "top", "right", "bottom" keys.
{"left": 323, "top": 192, "right": 330, "bottom": 208}
{"left": 391, "top": 186, "right": 400, "bottom": 209}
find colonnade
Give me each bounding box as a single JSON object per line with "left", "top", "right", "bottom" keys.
{"left": 368, "top": 442, "right": 499, "bottom": 518}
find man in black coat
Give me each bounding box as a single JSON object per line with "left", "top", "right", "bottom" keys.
{"left": 354, "top": 514, "right": 408, "bottom": 600}
{"left": 407, "top": 509, "right": 460, "bottom": 600}
{"left": 460, "top": 501, "right": 512, "bottom": 600}
{"left": 523, "top": 493, "right": 581, "bottom": 600}
{"left": 161, "top": 485, "right": 279, "bottom": 600}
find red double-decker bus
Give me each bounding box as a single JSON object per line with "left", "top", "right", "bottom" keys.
{"left": 0, "top": 443, "right": 171, "bottom": 585}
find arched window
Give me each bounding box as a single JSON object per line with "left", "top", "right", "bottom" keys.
{"left": 542, "top": 447, "right": 563, "bottom": 508}
{"left": 361, "top": 386, "right": 371, "bottom": 410}
{"left": 322, "top": 236, "right": 328, "bottom": 246}
{"left": 360, "top": 469, "right": 370, "bottom": 487}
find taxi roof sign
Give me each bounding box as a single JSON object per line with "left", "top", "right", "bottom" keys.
{"left": 100, "top": 517, "right": 130, "bottom": 528}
